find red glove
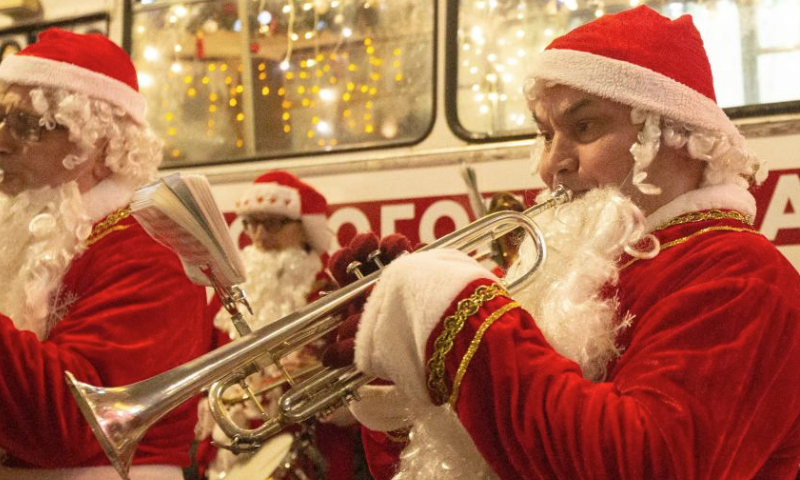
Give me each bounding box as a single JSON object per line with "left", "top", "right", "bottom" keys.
{"left": 322, "top": 233, "right": 414, "bottom": 368}
{"left": 328, "top": 232, "right": 413, "bottom": 287}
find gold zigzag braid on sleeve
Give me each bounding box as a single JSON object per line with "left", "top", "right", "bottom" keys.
{"left": 449, "top": 301, "right": 521, "bottom": 407}
{"left": 426, "top": 283, "right": 508, "bottom": 405}
{"left": 86, "top": 208, "right": 132, "bottom": 247}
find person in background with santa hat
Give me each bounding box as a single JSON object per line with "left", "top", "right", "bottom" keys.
{"left": 322, "top": 6, "right": 800, "bottom": 479}
{"left": 0, "top": 29, "right": 216, "bottom": 479}
{"left": 194, "top": 170, "right": 368, "bottom": 480}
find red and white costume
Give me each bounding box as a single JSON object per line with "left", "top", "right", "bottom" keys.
{"left": 0, "top": 28, "right": 215, "bottom": 479}
{"left": 353, "top": 184, "right": 800, "bottom": 479}
{"left": 196, "top": 171, "right": 361, "bottom": 480}
{"left": 0, "top": 201, "right": 213, "bottom": 478}
{"left": 347, "top": 6, "right": 800, "bottom": 480}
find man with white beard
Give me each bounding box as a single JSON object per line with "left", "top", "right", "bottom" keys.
{"left": 322, "top": 6, "right": 800, "bottom": 480}
{"left": 0, "top": 29, "right": 214, "bottom": 479}
{"left": 215, "top": 171, "right": 333, "bottom": 337}
{"left": 195, "top": 170, "right": 363, "bottom": 480}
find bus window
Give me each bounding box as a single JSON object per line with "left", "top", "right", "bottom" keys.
{"left": 130, "top": 0, "right": 435, "bottom": 167}
{"left": 451, "top": 0, "right": 800, "bottom": 140}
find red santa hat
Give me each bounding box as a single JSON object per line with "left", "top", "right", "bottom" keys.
{"left": 235, "top": 170, "right": 332, "bottom": 254}
{"left": 0, "top": 28, "right": 146, "bottom": 125}
{"left": 528, "top": 5, "right": 744, "bottom": 147}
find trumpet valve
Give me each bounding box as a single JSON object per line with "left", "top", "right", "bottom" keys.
{"left": 367, "top": 249, "right": 385, "bottom": 269}
{"left": 346, "top": 260, "right": 365, "bottom": 280}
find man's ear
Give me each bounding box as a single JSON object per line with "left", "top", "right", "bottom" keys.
{"left": 91, "top": 141, "right": 112, "bottom": 182}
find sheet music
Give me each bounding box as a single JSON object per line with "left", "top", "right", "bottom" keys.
{"left": 130, "top": 173, "right": 246, "bottom": 287}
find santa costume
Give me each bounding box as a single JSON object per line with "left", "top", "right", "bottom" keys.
{"left": 196, "top": 171, "right": 363, "bottom": 480}
{"left": 349, "top": 6, "right": 800, "bottom": 480}
{"left": 0, "top": 29, "right": 214, "bottom": 479}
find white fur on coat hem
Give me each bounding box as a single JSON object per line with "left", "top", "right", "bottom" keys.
{"left": 0, "top": 465, "right": 183, "bottom": 480}
{"left": 354, "top": 249, "right": 496, "bottom": 406}
{"left": 646, "top": 183, "right": 756, "bottom": 231}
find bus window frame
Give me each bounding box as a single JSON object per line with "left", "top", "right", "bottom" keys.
{"left": 444, "top": 0, "right": 800, "bottom": 145}
{"left": 122, "top": 0, "right": 440, "bottom": 168}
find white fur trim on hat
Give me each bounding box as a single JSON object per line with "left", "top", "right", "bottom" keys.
{"left": 0, "top": 55, "right": 146, "bottom": 125}
{"left": 235, "top": 183, "right": 301, "bottom": 218}
{"left": 646, "top": 183, "right": 757, "bottom": 231}
{"left": 530, "top": 49, "right": 744, "bottom": 147}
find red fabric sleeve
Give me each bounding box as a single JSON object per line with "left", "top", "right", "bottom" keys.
{"left": 427, "top": 260, "right": 800, "bottom": 479}
{"left": 0, "top": 218, "right": 214, "bottom": 468}
{"left": 360, "top": 426, "right": 406, "bottom": 480}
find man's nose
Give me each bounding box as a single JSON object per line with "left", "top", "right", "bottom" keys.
{"left": 0, "top": 120, "right": 18, "bottom": 155}
{"left": 539, "top": 136, "right": 578, "bottom": 187}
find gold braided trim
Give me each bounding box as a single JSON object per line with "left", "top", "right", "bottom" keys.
{"left": 621, "top": 226, "right": 761, "bottom": 270}
{"left": 449, "top": 301, "right": 521, "bottom": 407}
{"left": 86, "top": 208, "right": 131, "bottom": 246}
{"left": 427, "top": 283, "right": 508, "bottom": 405}
{"left": 655, "top": 209, "right": 752, "bottom": 231}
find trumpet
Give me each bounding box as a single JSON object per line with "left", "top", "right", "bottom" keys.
{"left": 64, "top": 185, "right": 572, "bottom": 480}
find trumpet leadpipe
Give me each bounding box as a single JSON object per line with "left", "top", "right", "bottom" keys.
{"left": 64, "top": 184, "right": 571, "bottom": 480}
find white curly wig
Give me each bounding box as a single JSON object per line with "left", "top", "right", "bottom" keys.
{"left": 524, "top": 6, "right": 766, "bottom": 196}
{"left": 524, "top": 79, "right": 766, "bottom": 195}
{"left": 0, "top": 81, "right": 163, "bottom": 188}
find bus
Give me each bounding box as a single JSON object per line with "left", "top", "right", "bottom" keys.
{"left": 2, "top": 0, "right": 800, "bottom": 265}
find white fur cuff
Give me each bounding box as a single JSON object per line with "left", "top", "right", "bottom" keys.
{"left": 354, "top": 249, "right": 497, "bottom": 405}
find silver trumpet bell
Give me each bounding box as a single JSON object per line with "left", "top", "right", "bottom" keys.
{"left": 65, "top": 185, "right": 572, "bottom": 480}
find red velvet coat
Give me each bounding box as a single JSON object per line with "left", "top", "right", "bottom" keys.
{"left": 364, "top": 212, "right": 800, "bottom": 479}
{"left": 0, "top": 211, "right": 213, "bottom": 469}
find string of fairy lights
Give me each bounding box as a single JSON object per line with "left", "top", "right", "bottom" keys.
{"left": 133, "top": 0, "right": 800, "bottom": 162}
{"left": 132, "top": 0, "right": 426, "bottom": 163}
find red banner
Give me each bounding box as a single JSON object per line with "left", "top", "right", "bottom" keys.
{"left": 227, "top": 169, "right": 800, "bottom": 251}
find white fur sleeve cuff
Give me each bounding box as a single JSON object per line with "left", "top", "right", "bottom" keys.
{"left": 353, "top": 249, "right": 497, "bottom": 406}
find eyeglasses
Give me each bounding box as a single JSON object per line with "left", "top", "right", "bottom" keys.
{"left": 242, "top": 216, "right": 299, "bottom": 233}
{"left": 0, "top": 109, "right": 56, "bottom": 142}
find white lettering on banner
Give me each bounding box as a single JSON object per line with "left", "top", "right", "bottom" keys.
{"left": 328, "top": 207, "right": 371, "bottom": 250}
{"left": 418, "top": 200, "right": 471, "bottom": 244}
{"left": 760, "top": 174, "right": 800, "bottom": 241}
{"left": 380, "top": 203, "right": 416, "bottom": 237}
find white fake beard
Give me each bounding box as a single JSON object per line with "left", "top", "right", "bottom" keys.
{"left": 0, "top": 183, "right": 93, "bottom": 339}
{"left": 391, "top": 188, "right": 649, "bottom": 480}
{"left": 507, "top": 186, "right": 648, "bottom": 381}
{"left": 214, "top": 246, "right": 322, "bottom": 336}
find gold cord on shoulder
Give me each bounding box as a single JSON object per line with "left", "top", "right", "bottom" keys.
{"left": 86, "top": 208, "right": 132, "bottom": 246}
{"left": 654, "top": 209, "right": 752, "bottom": 231}
{"left": 622, "top": 225, "right": 761, "bottom": 270}
{"left": 426, "top": 283, "right": 508, "bottom": 405}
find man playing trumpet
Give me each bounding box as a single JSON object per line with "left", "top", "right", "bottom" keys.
{"left": 324, "top": 6, "right": 800, "bottom": 479}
